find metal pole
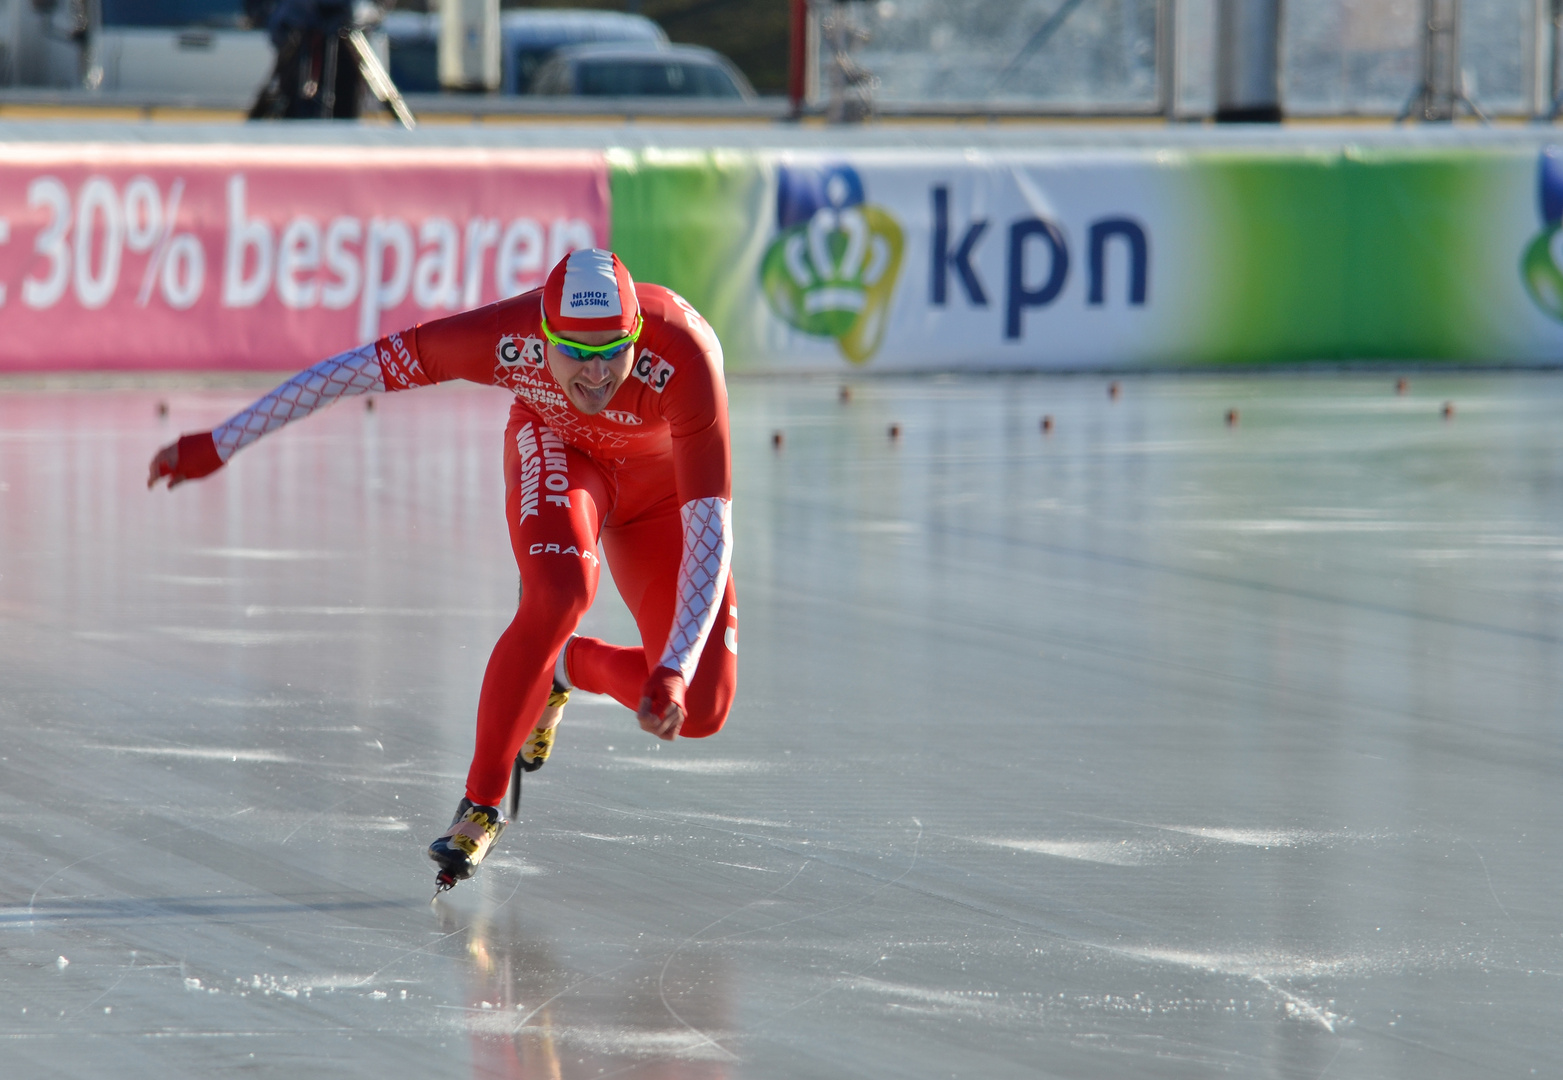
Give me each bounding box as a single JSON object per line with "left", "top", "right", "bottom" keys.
{"left": 1425, "top": 0, "right": 1459, "bottom": 121}
{"left": 346, "top": 28, "right": 417, "bottom": 130}
{"left": 1215, "top": 0, "right": 1282, "bottom": 123}
{"left": 1553, "top": 0, "right": 1563, "bottom": 110}
{"left": 1533, "top": 0, "right": 1551, "bottom": 117}
{"left": 789, "top": 0, "right": 808, "bottom": 117}
{"left": 320, "top": 33, "right": 339, "bottom": 118}
{"left": 1157, "top": 0, "right": 1180, "bottom": 120}
{"left": 1400, "top": 0, "right": 1486, "bottom": 123}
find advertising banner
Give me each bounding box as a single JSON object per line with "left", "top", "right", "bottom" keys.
{"left": 614, "top": 145, "right": 1563, "bottom": 372}
{"left": 748, "top": 149, "right": 1205, "bottom": 370}
{"left": 608, "top": 147, "right": 771, "bottom": 367}
{"left": 4, "top": 140, "right": 1562, "bottom": 373}
{"left": 1193, "top": 147, "right": 1555, "bottom": 366}
{"left": 0, "top": 146, "right": 609, "bottom": 371}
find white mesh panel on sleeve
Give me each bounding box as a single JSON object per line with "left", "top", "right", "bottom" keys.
{"left": 657, "top": 496, "right": 733, "bottom": 680}
{"left": 211, "top": 344, "right": 384, "bottom": 462}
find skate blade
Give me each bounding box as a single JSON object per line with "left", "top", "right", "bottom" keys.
{"left": 431, "top": 870, "right": 459, "bottom": 903}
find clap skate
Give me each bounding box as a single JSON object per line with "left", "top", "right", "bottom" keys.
{"left": 500, "top": 681, "right": 570, "bottom": 821}
{"left": 520, "top": 684, "right": 569, "bottom": 774}
{"left": 428, "top": 798, "right": 506, "bottom": 897}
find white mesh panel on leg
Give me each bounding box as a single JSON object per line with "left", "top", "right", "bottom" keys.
{"left": 657, "top": 497, "right": 733, "bottom": 680}
{"left": 212, "top": 344, "right": 385, "bottom": 462}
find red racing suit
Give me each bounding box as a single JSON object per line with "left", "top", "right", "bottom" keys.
{"left": 185, "top": 283, "right": 736, "bottom": 806}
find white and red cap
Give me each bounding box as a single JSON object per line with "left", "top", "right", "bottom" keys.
{"left": 542, "top": 249, "right": 639, "bottom": 335}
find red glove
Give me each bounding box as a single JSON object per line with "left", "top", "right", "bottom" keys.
{"left": 637, "top": 665, "right": 686, "bottom": 740}
{"left": 147, "top": 432, "right": 223, "bottom": 489}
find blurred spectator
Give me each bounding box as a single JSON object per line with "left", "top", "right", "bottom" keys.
{"left": 247, "top": 0, "right": 366, "bottom": 118}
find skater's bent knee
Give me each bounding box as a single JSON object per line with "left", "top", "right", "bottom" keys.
{"left": 518, "top": 564, "right": 593, "bottom": 617}
{"left": 679, "top": 699, "right": 731, "bottom": 740}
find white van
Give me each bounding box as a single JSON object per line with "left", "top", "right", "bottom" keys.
{"left": 87, "top": 0, "right": 273, "bottom": 98}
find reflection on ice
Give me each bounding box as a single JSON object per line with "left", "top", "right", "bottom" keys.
{"left": 978, "top": 825, "right": 1347, "bottom": 864}
{"left": 614, "top": 758, "right": 773, "bottom": 775}
{"left": 195, "top": 548, "right": 341, "bottom": 560}
{"left": 1148, "top": 825, "right": 1339, "bottom": 848}
{"left": 438, "top": 906, "right": 739, "bottom": 1077}
{"left": 82, "top": 744, "right": 293, "bottom": 763}
{"left": 156, "top": 627, "right": 335, "bottom": 646}
{"left": 979, "top": 837, "right": 1151, "bottom": 866}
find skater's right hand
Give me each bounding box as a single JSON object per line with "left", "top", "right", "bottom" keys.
{"left": 637, "top": 666, "right": 686, "bottom": 741}
{"left": 148, "top": 432, "right": 223, "bottom": 490}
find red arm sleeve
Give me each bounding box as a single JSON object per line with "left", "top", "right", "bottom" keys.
{"left": 645, "top": 290, "right": 731, "bottom": 506}
{"left": 376, "top": 293, "right": 543, "bottom": 391}
{"left": 638, "top": 288, "right": 735, "bottom": 681}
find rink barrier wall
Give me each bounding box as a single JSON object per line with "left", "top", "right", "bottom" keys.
{"left": 2, "top": 141, "right": 1561, "bottom": 372}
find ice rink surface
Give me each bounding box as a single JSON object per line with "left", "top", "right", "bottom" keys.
{"left": 0, "top": 371, "right": 1559, "bottom": 1079}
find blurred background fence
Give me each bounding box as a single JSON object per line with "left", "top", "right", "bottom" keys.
{"left": 2, "top": 0, "right": 1559, "bottom": 122}
{"left": 815, "top": 0, "right": 1553, "bottom": 117}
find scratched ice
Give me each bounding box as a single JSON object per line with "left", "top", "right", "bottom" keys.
{"left": 0, "top": 372, "right": 1560, "bottom": 1078}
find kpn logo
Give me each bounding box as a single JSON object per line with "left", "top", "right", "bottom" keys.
{"left": 760, "top": 164, "right": 903, "bottom": 364}
{"left": 1522, "top": 147, "right": 1563, "bottom": 319}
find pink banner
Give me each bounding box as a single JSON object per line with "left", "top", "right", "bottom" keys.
{"left": 0, "top": 145, "right": 609, "bottom": 372}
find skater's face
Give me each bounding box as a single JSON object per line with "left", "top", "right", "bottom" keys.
{"left": 546, "top": 328, "right": 636, "bottom": 415}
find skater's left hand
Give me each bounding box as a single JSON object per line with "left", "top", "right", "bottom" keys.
{"left": 637, "top": 666, "right": 686, "bottom": 740}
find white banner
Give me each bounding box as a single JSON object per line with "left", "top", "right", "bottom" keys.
{"left": 752, "top": 150, "right": 1216, "bottom": 370}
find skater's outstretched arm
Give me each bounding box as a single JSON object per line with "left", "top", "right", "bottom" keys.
{"left": 148, "top": 293, "right": 543, "bottom": 489}
{"left": 147, "top": 342, "right": 386, "bottom": 489}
